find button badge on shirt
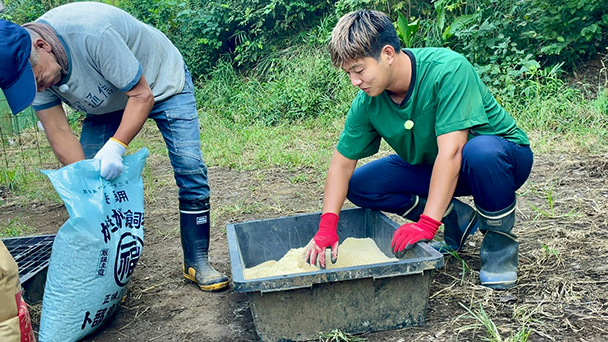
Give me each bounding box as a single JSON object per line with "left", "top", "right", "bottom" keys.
{"left": 404, "top": 120, "right": 414, "bottom": 130}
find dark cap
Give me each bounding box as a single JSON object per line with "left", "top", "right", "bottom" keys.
{"left": 0, "top": 19, "right": 36, "bottom": 114}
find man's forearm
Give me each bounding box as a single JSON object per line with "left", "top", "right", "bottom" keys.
{"left": 425, "top": 130, "right": 469, "bottom": 221}
{"left": 113, "top": 75, "right": 155, "bottom": 145}
{"left": 37, "top": 105, "right": 85, "bottom": 165}
{"left": 322, "top": 150, "right": 357, "bottom": 215}
{"left": 425, "top": 154, "right": 460, "bottom": 221}
{"left": 112, "top": 97, "right": 153, "bottom": 146}
{"left": 48, "top": 131, "right": 85, "bottom": 165}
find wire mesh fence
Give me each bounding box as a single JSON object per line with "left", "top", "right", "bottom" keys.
{"left": 0, "top": 93, "right": 60, "bottom": 172}
{"left": 0, "top": 91, "right": 62, "bottom": 201}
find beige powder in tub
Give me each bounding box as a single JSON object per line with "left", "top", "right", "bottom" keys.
{"left": 244, "top": 237, "right": 397, "bottom": 280}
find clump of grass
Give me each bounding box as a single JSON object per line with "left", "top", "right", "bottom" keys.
{"left": 505, "top": 81, "right": 608, "bottom": 154}
{"left": 196, "top": 50, "right": 354, "bottom": 127}
{"left": 538, "top": 244, "right": 563, "bottom": 266}
{"left": 1, "top": 217, "right": 35, "bottom": 238}
{"left": 528, "top": 187, "right": 577, "bottom": 219}
{"left": 442, "top": 245, "right": 471, "bottom": 282}
{"left": 318, "top": 329, "right": 367, "bottom": 342}
{"left": 456, "top": 303, "right": 531, "bottom": 342}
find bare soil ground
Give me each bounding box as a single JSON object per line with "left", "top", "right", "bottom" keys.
{"left": 2, "top": 149, "right": 608, "bottom": 342}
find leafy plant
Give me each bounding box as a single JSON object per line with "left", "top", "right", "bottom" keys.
{"left": 0, "top": 0, "right": 63, "bottom": 23}
{"left": 396, "top": 13, "right": 418, "bottom": 48}
{"left": 0, "top": 169, "right": 19, "bottom": 191}
{"left": 523, "top": 0, "right": 608, "bottom": 68}
{"left": 111, "top": 0, "right": 333, "bottom": 79}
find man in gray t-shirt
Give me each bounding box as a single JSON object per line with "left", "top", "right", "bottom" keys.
{"left": 22, "top": 2, "right": 228, "bottom": 292}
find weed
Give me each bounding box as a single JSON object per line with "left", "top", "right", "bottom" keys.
{"left": 540, "top": 244, "right": 559, "bottom": 258}
{"left": 318, "top": 329, "right": 367, "bottom": 342}
{"left": 289, "top": 174, "right": 309, "bottom": 184}
{"left": 1, "top": 217, "right": 35, "bottom": 238}
{"left": 528, "top": 188, "right": 577, "bottom": 219}
{"left": 456, "top": 303, "right": 531, "bottom": 342}
{"left": 538, "top": 244, "right": 563, "bottom": 266}
{"left": 435, "top": 240, "right": 471, "bottom": 282}
{"left": 0, "top": 169, "right": 18, "bottom": 191}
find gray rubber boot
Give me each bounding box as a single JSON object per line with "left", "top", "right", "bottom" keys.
{"left": 180, "top": 198, "right": 229, "bottom": 292}
{"left": 397, "top": 196, "right": 478, "bottom": 254}
{"left": 477, "top": 200, "right": 518, "bottom": 289}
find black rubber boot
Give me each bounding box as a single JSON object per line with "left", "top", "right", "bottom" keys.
{"left": 397, "top": 196, "right": 478, "bottom": 254}
{"left": 180, "top": 198, "right": 229, "bottom": 292}
{"left": 477, "top": 200, "right": 518, "bottom": 289}
{"left": 432, "top": 199, "right": 479, "bottom": 254}
{"left": 396, "top": 195, "right": 426, "bottom": 221}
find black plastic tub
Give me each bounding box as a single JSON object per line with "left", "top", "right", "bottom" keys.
{"left": 227, "top": 207, "right": 444, "bottom": 342}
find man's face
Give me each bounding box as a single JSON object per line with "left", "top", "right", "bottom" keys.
{"left": 31, "top": 39, "right": 62, "bottom": 92}
{"left": 341, "top": 56, "right": 390, "bottom": 97}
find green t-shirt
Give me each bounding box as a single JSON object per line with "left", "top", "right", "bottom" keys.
{"left": 337, "top": 48, "right": 529, "bottom": 165}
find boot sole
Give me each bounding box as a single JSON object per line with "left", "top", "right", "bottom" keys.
{"left": 183, "top": 272, "right": 230, "bottom": 292}
{"left": 480, "top": 280, "right": 516, "bottom": 290}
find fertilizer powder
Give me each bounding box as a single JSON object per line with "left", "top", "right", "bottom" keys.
{"left": 244, "top": 237, "right": 397, "bottom": 279}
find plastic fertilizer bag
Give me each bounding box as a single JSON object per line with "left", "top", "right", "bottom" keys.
{"left": 38, "top": 148, "right": 148, "bottom": 342}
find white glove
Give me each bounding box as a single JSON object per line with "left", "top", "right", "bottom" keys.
{"left": 94, "top": 138, "right": 127, "bottom": 180}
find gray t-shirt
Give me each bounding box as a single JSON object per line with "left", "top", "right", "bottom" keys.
{"left": 32, "top": 2, "right": 185, "bottom": 115}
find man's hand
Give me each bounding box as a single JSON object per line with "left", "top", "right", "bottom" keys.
{"left": 391, "top": 214, "right": 442, "bottom": 258}
{"left": 304, "top": 212, "right": 339, "bottom": 269}
{"left": 94, "top": 138, "right": 127, "bottom": 180}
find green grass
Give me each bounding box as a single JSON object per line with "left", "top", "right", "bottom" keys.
{"left": 198, "top": 116, "right": 340, "bottom": 171}
{"left": 0, "top": 216, "right": 35, "bottom": 238}
{"left": 505, "top": 84, "right": 608, "bottom": 154}
{"left": 432, "top": 237, "right": 472, "bottom": 283}
{"left": 527, "top": 187, "right": 578, "bottom": 219}
{"left": 456, "top": 303, "right": 532, "bottom": 342}
{"left": 195, "top": 50, "right": 355, "bottom": 127}
{"left": 0, "top": 165, "right": 60, "bottom": 205}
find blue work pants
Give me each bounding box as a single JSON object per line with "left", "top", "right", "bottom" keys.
{"left": 80, "top": 68, "right": 209, "bottom": 203}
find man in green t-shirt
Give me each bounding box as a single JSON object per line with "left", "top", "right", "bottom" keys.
{"left": 304, "top": 10, "right": 533, "bottom": 289}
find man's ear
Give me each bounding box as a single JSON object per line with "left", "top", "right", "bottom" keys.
{"left": 382, "top": 44, "right": 397, "bottom": 65}
{"left": 34, "top": 38, "right": 53, "bottom": 52}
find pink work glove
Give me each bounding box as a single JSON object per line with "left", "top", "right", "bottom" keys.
{"left": 391, "top": 214, "right": 442, "bottom": 258}
{"left": 305, "top": 212, "right": 339, "bottom": 269}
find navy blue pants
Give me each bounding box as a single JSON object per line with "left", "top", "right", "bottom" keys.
{"left": 346, "top": 135, "right": 533, "bottom": 212}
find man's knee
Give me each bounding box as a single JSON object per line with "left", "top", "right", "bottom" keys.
{"left": 462, "top": 136, "right": 506, "bottom": 169}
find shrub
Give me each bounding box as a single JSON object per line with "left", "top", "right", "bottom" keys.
{"left": 522, "top": 0, "right": 608, "bottom": 68}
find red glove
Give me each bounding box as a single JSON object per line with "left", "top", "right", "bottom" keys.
{"left": 305, "top": 212, "right": 339, "bottom": 269}
{"left": 391, "top": 214, "right": 442, "bottom": 258}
